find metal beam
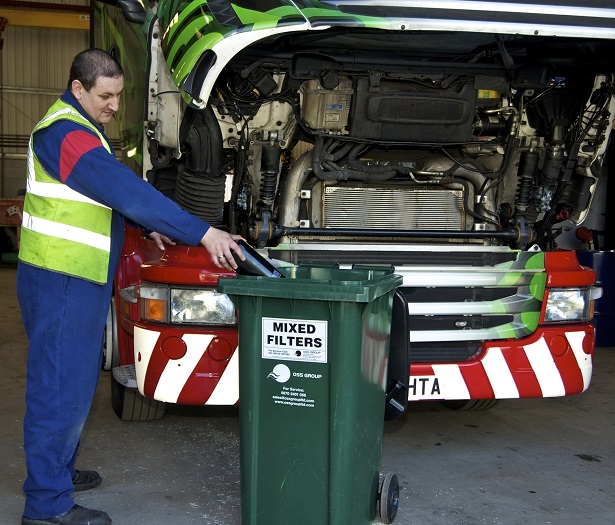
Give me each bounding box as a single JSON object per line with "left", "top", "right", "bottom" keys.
{"left": 0, "top": 7, "right": 89, "bottom": 30}
{"left": 0, "top": 1, "right": 88, "bottom": 12}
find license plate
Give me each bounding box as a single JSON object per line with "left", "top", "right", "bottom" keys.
{"left": 407, "top": 375, "right": 443, "bottom": 400}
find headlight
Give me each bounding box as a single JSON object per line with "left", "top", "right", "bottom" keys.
{"left": 139, "top": 285, "right": 236, "bottom": 325}
{"left": 170, "top": 288, "right": 236, "bottom": 325}
{"left": 544, "top": 287, "right": 602, "bottom": 323}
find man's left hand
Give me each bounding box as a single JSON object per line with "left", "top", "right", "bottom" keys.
{"left": 148, "top": 231, "right": 176, "bottom": 250}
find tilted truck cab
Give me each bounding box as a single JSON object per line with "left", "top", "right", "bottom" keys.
{"left": 92, "top": 0, "right": 612, "bottom": 420}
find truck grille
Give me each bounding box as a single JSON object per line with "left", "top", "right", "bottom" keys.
{"left": 395, "top": 251, "right": 547, "bottom": 362}
{"left": 270, "top": 245, "right": 546, "bottom": 364}
{"left": 410, "top": 342, "right": 480, "bottom": 363}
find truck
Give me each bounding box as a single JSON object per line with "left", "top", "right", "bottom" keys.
{"left": 92, "top": 0, "right": 612, "bottom": 420}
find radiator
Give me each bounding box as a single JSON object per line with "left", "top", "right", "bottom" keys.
{"left": 322, "top": 185, "right": 465, "bottom": 230}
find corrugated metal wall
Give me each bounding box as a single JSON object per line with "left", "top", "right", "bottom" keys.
{"left": 0, "top": 1, "right": 120, "bottom": 198}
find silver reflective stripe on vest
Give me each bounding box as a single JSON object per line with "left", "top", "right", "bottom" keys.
{"left": 38, "top": 106, "right": 93, "bottom": 130}
{"left": 26, "top": 107, "right": 111, "bottom": 208}
{"left": 26, "top": 174, "right": 110, "bottom": 208}
{"left": 22, "top": 211, "right": 111, "bottom": 252}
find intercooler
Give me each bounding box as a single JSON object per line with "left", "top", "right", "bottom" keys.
{"left": 320, "top": 185, "right": 466, "bottom": 230}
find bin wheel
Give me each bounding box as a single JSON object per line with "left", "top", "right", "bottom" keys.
{"left": 378, "top": 472, "right": 399, "bottom": 524}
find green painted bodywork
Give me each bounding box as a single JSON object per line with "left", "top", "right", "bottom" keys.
{"left": 460, "top": 251, "right": 547, "bottom": 340}
{"left": 93, "top": 0, "right": 409, "bottom": 152}
{"left": 91, "top": 1, "right": 152, "bottom": 161}
{"left": 155, "top": 1, "right": 397, "bottom": 102}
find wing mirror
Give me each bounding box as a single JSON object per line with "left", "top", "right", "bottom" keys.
{"left": 98, "top": 0, "right": 147, "bottom": 24}
{"left": 116, "top": 0, "right": 147, "bottom": 24}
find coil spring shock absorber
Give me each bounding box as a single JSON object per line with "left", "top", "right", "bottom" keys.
{"left": 253, "top": 141, "right": 281, "bottom": 247}
{"left": 515, "top": 150, "right": 539, "bottom": 221}
{"left": 259, "top": 143, "right": 281, "bottom": 210}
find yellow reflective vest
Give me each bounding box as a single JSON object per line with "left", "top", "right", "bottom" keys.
{"left": 19, "top": 98, "right": 113, "bottom": 284}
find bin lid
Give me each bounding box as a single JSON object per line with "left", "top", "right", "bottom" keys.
{"left": 217, "top": 263, "right": 402, "bottom": 303}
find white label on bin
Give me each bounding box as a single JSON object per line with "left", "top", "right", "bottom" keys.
{"left": 262, "top": 317, "right": 328, "bottom": 363}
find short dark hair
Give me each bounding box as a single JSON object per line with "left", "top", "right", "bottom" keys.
{"left": 67, "top": 48, "right": 124, "bottom": 91}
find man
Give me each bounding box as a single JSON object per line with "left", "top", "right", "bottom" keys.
{"left": 16, "top": 49, "right": 244, "bottom": 525}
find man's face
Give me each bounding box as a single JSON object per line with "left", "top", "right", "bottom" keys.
{"left": 71, "top": 75, "right": 124, "bottom": 125}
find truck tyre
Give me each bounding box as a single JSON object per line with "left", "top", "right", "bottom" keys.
{"left": 441, "top": 399, "right": 500, "bottom": 411}
{"left": 102, "top": 297, "right": 118, "bottom": 371}
{"left": 111, "top": 373, "right": 167, "bottom": 421}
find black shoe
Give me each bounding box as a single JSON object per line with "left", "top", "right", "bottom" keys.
{"left": 21, "top": 504, "right": 112, "bottom": 525}
{"left": 72, "top": 470, "right": 102, "bottom": 492}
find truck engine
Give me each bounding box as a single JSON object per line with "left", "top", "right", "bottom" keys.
{"left": 146, "top": 29, "right": 614, "bottom": 257}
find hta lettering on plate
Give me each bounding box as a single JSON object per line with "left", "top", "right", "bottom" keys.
{"left": 408, "top": 376, "right": 441, "bottom": 397}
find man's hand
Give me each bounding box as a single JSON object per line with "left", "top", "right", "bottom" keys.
{"left": 148, "top": 231, "right": 177, "bottom": 250}
{"left": 200, "top": 227, "right": 245, "bottom": 270}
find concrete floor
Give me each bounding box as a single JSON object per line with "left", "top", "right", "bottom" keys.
{"left": 1, "top": 264, "right": 614, "bottom": 525}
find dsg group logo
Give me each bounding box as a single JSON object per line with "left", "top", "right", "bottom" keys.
{"left": 267, "top": 363, "right": 291, "bottom": 383}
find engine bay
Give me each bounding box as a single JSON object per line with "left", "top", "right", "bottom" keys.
{"left": 148, "top": 28, "right": 615, "bottom": 251}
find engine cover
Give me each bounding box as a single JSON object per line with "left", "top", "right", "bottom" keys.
{"left": 350, "top": 78, "right": 476, "bottom": 143}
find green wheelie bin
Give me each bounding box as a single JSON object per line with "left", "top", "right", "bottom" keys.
{"left": 218, "top": 263, "right": 403, "bottom": 525}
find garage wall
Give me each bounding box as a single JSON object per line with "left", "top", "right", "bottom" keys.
{"left": 0, "top": 0, "right": 119, "bottom": 198}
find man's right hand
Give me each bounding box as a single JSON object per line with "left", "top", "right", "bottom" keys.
{"left": 200, "top": 228, "right": 245, "bottom": 270}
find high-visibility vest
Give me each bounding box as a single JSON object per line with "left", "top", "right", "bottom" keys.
{"left": 18, "top": 98, "right": 113, "bottom": 284}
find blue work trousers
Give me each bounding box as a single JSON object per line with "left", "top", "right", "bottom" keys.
{"left": 16, "top": 262, "right": 113, "bottom": 519}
